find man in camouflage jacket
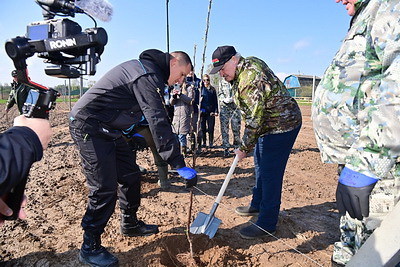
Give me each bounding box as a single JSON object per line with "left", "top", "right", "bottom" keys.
{"left": 312, "top": 0, "right": 400, "bottom": 264}
{"left": 5, "top": 70, "right": 31, "bottom": 114}
{"left": 218, "top": 78, "right": 242, "bottom": 157}
{"left": 210, "top": 45, "right": 302, "bottom": 239}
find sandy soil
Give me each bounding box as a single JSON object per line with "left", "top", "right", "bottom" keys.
{"left": 0, "top": 103, "right": 339, "bottom": 267}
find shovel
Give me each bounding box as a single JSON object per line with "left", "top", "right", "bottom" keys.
{"left": 190, "top": 154, "right": 239, "bottom": 238}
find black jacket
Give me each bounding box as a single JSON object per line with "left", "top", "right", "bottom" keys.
{"left": 200, "top": 85, "right": 218, "bottom": 114}
{"left": 70, "top": 50, "right": 185, "bottom": 169}
{"left": 0, "top": 126, "right": 43, "bottom": 196}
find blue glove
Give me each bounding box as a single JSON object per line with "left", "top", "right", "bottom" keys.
{"left": 177, "top": 167, "right": 197, "bottom": 188}
{"left": 336, "top": 167, "right": 378, "bottom": 220}
{"left": 200, "top": 108, "right": 206, "bottom": 113}
{"left": 177, "top": 167, "right": 196, "bottom": 179}
{"left": 132, "top": 133, "right": 144, "bottom": 138}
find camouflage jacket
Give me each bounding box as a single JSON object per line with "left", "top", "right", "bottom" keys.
{"left": 218, "top": 79, "right": 236, "bottom": 106}
{"left": 312, "top": 0, "right": 400, "bottom": 179}
{"left": 6, "top": 81, "right": 31, "bottom": 114}
{"left": 232, "top": 56, "right": 302, "bottom": 153}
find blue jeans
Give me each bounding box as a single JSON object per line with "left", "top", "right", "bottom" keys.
{"left": 250, "top": 125, "right": 301, "bottom": 231}
{"left": 178, "top": 134, "right": 187, "bottom": 147}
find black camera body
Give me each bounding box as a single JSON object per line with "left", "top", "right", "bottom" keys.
{"left": 2, "top": 0, "right": 108, "bottom": 220}
{"left": 6, "top": 18, "right": 107, "bottom": 79}
{"left": 23, "top": 88, "right": 59, "bottom": 119}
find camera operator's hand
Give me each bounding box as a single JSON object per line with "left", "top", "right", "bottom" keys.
{"left": 0, "top": 194, "right": 27, "bottom": 226}
{"left": 13, "top": 115, "right": 52, "bottom": 150}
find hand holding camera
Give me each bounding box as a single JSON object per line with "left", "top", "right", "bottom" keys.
{"left": 14, "top": 115, "right": 53, "bottom": 150}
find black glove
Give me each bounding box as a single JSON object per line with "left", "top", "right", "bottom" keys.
{"left": 128, "top": 133, "right": 148, "bottom": 151}
{"left": 185, "top": 175, "right": 198, "bottom": 188}
{"left": 177, "top": 167, "right": 198, "bottom": 188}
{"left": 336, "top": 167, "right": 378, "bottom": 220}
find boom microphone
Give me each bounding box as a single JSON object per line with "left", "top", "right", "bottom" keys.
{"left": 76, "top": 0, "right": 113, "bottom": 22}
{"left": 36, "top": 0, "right": 77, "bottom": 11}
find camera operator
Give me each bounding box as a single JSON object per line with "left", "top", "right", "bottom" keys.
{"left": 0, "top": 115, "right": 52, "bottom": 226}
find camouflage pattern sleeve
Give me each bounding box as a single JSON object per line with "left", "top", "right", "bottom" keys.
{"left": 312, "top": 0, "right": 400, "bottom": 179}
{"left": 233, "top": 57, "right": 302, "bottom": 153}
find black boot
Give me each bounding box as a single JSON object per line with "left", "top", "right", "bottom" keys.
{"left": 190, "top": 133, "right": 196, "bottom": 153}
{"left": 196, "top": 135, "right": 202, "bottom": 154}
{"left": 209, "top": 132, "right": 214, "bottom": 148}
{"left": 120, "top": 210, "right": 159, "bottom": 237}
{"left": 79, "top": 232, "right": 119, "bottom": 267}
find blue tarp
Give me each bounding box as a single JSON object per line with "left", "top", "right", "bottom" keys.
{"left": 283, "top": 75, "right": 300, "bottom": 88}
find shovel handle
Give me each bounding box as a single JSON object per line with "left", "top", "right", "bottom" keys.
{"left": 215, "top": 154, "right": 239, "bottom": 204}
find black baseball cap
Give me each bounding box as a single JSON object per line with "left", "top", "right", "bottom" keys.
{"left": 11, "top": 70, "right": 17, "bottom": 77}
{"left": 209, "top": 45, "right": 237, "bottom": 74}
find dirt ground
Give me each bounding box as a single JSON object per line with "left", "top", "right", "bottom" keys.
{"left": 0, "top": 103, "right": 340, "bottom": 267}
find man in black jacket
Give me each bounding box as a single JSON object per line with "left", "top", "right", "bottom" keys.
{"left": 0, "top": 116, "right": 52, "bottom": 225}
{"left": 69, "top": 49, "right": 197, "bottom": 267}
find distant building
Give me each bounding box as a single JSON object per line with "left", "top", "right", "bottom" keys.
{"left": 283, "top": 74, "right": 321, "bottom": 97}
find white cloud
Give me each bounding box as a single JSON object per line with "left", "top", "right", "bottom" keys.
{"left": 293, "top": 39, "right": 310, "bottom": 50}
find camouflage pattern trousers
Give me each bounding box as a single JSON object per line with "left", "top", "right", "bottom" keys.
{"left": 219, "top": 103, "right": 241, "bottom": 150}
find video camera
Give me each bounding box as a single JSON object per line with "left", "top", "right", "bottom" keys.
{"left": 5, "top": 0, "right": 108, "bottom": 80}
{"left": 2, "top": 0, "right": 109, "bottom": 220}
{"left": 4, "top": 0, "right": 109, "bottom": 121}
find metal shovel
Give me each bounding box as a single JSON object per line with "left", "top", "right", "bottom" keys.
{"left": 190, "top": 154, "right": 239, "bottom": 238}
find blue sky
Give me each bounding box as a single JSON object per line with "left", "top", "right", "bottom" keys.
{"left": 0, "top": 0, "right": 351, "bottom": 87}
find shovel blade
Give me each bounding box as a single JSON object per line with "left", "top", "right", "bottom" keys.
{"left": 190, "top": 212, "right": 222, "bottom": 238}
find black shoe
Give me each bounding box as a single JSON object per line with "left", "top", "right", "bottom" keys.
{"left": 239, "top": 224, "right": 275, "bottom": 240}
{"left": 331, "top": 257, "right": 346, "bottom": 267}
{"left": 79, "top": 232, "right": 119, "bottom": 267}
{"left": 158, "top": 179, "right": 170, "bottom": 189}
{"left": 235, "top": 206, "right": 259, "bottom": 216}
{"left": 121, "top": 220, "right": 159, "bottom": 237}
{"left": 79, "top": 246, "right": 119, "bottom": 267}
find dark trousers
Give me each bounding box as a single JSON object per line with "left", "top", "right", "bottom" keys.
{"left": 200, "top": 112, "right": 215, "bottom": 145}
{"left": 70, "top": 123, "right": 141, "bottom": 235}
{"left": 251, "top": 125, "right": 301, "bottom": 231}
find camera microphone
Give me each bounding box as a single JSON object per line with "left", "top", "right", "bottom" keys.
{"left": 36, "top": 0, "right": 113, "bottom": 22}
{"left": 36, "top": 0, "right": 83, "bottom": 13}
{"left": 76, "top": 0, "right": 113, "bottom": 22}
